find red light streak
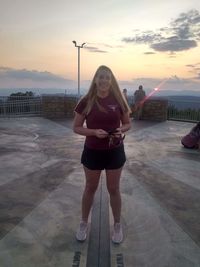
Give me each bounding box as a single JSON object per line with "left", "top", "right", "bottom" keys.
{"left": 141, "top": 78, "right": 169, "bottom": 104}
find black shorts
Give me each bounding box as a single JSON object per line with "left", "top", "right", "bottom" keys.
{"left": 81, "top": 144, "right": 126, "bottom": 170}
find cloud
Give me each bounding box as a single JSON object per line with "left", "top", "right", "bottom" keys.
{"left": 84, "top": 46, "right": 108, "bottom": 53}
{"left": 144, "top": 52, "right": 156, "bottom": 55}
{"left": 0, "top": 67, "right": 72, "bottom": 82}
{"left": 151, "top": 37, "right": 197, "bottom": 52}
{"left": 83, "top": 42, "right": 123, "bottom": 53}
{"left": 0, "top": 67, "right": 75, "bottom": 89}
{"left": 186, "top": 64, "right": 196, "bottom": 67}
{"left": 122, "top": 9, "right": 200, "bottom": 53}
{"left": 123, "top": 32, "right": 162, "bottom": 44}
{"left": 185, "top": 62, "right": 200, "bottom": 76}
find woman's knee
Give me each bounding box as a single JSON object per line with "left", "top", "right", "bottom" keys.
{"left": 107, "top": 186, "right": 120, "bottom": 196}
{"left": 85, "top": 184, "right": 98, "bottom": 195}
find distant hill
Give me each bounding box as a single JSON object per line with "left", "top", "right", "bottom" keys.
{"left": 146, "top": 89, "right": 200, "bottom": 98}
{"left": 0, "top": 88, "right": 200, "bottom": 97}
{"left": 166, "top": 95, "right": 200, "bottom": 110}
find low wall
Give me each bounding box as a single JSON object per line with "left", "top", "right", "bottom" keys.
{"left": 42, "top": 95, "right": 78, "bottom": 118}
{"left": 142, "top": 98, "right": 168, "bottom": 121}
{"left": 42, "top": 95, "right": 168, "bottom": 121}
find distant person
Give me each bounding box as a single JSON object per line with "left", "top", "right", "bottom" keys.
{"left": 181, "top": 122, "right": 200, "bottom": 149}
{"left": 73, "top": 65, "right": 131, "bottom": 244}
{"left": 133, "top": 85, "right": 146, "bottom": 120}
{"left": 122, "top": 88, "right": 128, "bottom": 102}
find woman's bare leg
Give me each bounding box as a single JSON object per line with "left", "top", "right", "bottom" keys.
{"left": 105, "top": 168, "right": 122, "bottom": 223}
{"left": 81, "top": 166, "right": 101, "bottom": 222}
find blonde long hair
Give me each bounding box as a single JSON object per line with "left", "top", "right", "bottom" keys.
{"left": 80, "top": 65, "right": 131, "bottom": 115}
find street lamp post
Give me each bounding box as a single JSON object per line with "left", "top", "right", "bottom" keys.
{"left": 72, "top": 41, "right": 86, "bottom": 98}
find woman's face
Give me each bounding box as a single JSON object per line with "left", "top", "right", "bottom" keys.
{"left": 95, "top": 69, "right": 112, "bottom": 94}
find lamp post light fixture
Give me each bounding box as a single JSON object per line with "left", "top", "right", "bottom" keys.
{"left": 72, "top": 40, "right": 86, "bottom": 98}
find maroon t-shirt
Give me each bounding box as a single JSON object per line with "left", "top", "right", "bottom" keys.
{"left": 74, "top": 94, "right": 123, "bottom": 150}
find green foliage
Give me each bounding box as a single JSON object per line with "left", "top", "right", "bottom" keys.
{"left": 10, "top": 91, "right": 34, "bottom": 97}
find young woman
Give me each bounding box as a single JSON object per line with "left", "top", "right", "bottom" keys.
{"left": 73, "top": 65, "right": 131, "bottom": 244}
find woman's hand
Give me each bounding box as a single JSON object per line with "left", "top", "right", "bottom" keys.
{"left": 95, "top": 129, "right": 108, "bottom": 139}
{"left": 113, "top": 128, "right": 122, "bottom": 138}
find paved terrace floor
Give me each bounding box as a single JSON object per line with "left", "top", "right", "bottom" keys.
{"left": 0, "top": 117, "right": 200, "bottom": 267}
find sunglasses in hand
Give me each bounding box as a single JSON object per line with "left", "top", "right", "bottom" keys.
{"left": 107, "top": 129, "right": 125, "bottom": 147}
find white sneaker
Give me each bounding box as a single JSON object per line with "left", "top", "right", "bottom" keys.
{"left": 76, "top": 221, "right": 88, "bottom": 241}
{"left": 112, "top": 223, "right": 123, "bottom": 244}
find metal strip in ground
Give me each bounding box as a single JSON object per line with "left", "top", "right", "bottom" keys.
{"left": 86, "top": 175, "right": 111, "bottom": 267}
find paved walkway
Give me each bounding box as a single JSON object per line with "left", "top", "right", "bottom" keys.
{"left": 0, "top": 117, "right": 200, "bottom": 267}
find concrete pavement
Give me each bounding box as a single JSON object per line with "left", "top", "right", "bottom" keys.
{"left": 0, "top": 117, "right": 200, "bottom": 267}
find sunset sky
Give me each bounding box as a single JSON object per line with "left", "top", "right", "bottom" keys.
{"left": 0, "top": 0, "right": 200, "bottom": 94}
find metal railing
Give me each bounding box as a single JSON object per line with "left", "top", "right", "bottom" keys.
{"left": 168, "top": 99, "right": 200, "bottom": 122}
{"left": 0, "top": 96, "right": 42, "bottom": 117}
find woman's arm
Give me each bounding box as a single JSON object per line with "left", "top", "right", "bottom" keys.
{"left": 73, "top": 112, "right": 108, "bottom": 138}
{"left": 114, "top": 112, "right": 131, "bottom": 136}
{"left": 119, "top": 112, "right": 131, "bottom": 133}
